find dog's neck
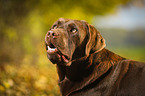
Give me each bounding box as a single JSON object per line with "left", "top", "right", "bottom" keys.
{"left": 57, "top": 48, "right": 124, "bottom": 96}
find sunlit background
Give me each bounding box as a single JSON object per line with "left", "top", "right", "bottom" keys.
{"left": 0, "top": 0, "right": 145, "bottom": 95}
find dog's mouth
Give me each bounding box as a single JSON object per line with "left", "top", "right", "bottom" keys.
{"left": 46, "top": 43, "right": 70, "bottom": 64}
{"left": 46, "top": 43, "right": 58, "bottom": 54}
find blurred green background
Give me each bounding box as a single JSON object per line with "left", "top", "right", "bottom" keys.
{"left": 0, "top": 0, "right": 145, "bottom": 95}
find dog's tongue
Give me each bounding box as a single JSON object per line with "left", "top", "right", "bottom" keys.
{"left": 62, "top": 55, "right": 69, "bottom": 63}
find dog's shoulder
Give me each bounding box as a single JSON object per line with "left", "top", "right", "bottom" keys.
{"left": 113, "top": 60, "right": 145, "bottom": 96}
{"left": 120, "top": 60, "right": 145, "bottom": 77}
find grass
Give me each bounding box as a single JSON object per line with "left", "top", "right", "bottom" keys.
{"left": 108, "top": 46, "right": 145, "bottom": 62}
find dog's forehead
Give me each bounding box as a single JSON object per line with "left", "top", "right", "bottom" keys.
{"left": 56, "top": 18, "right": 70, "bottom": 24}
{"left": 52, "top": 19, "right": 87, "bottom": 34}
{"left": 56, "top": 18, "right": 84, "bottom": 26}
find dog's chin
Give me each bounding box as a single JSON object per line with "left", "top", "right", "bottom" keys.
{"left": 47, "top": 53, "right": 71, "bottom": 66}
{"left": 46, "top": 43, "right": 72, "bottom": 65}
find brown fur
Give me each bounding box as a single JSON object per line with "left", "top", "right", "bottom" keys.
{"left": 45, "top": 18, "right": 145, "bottom": 96}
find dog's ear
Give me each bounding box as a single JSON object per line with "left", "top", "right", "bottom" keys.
{"left": 85, "top": 24, "right": 106, "bottom": 56}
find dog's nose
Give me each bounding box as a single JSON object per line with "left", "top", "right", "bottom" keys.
{"left": 47, "top": 30, "right": 58, "bottom": 38}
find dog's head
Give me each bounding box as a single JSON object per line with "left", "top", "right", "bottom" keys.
{"left": 45, "top": 18, "right": 105, "bottom": 66}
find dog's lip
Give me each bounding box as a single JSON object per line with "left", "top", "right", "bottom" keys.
{"left": 61, "top": 54, "right": 70, "bottom": 63}
{"left": 47, "top": 45, "right": 58, "bottom": 54}
{"left": 46, "top": 44, "right": 70, "bottom": 63}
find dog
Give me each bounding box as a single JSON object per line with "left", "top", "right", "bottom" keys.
{"left": 45, "top": 18, "right": 145, "bottom": 96}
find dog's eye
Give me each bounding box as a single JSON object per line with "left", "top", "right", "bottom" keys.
{"left": 53, "top": 25, "right": 57, "bottom": 29}
{"left": 70, "top": 28, "right": 77, "bottom": 33}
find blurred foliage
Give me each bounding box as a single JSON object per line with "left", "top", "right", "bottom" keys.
{"left": 2, "top": 0, "right": 145, "bottom": 95}
{"left": 0, "top": 63, "right": 60, "bottom": 96}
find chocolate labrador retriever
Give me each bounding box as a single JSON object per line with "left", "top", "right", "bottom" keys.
{"left": 45, "top": 18, "right": 145, "bottom": 96}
